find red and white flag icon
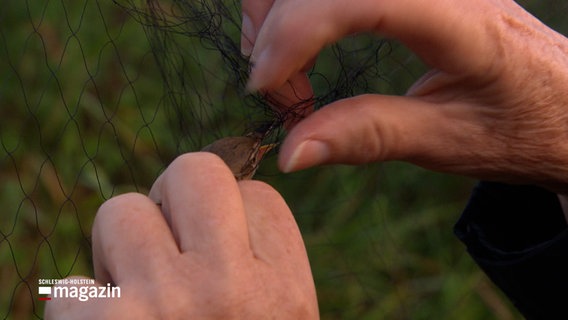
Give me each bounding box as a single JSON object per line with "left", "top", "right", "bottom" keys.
{"left": 38, "top": 286, "right": 52, "bottom": 301}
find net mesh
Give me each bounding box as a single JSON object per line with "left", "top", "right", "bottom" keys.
{"left": 1, "top": 0, "right": 566, "bottom": 318}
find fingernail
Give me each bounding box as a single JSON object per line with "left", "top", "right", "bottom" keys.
{"left": 246, "top": 49, "right": 268, "bottom": 92}
{"left": 241, "top": 14, "right": 254, "bottom": 57}
{"left": 280, "top": 140, "right": 330, "bottom": 173}
{"left": 246, "top": 71, "right": 261, "bottom": 93}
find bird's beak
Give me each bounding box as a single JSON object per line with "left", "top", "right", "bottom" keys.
{"left": 257, "top": 143, "right": 277, "bottom": 159}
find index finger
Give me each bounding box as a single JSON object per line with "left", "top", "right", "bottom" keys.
{"left": 149, "top": 152, "right": 251, "bottom": 259}
{"left": 247, "top": 0, "right": 506, "bottom": 91}
{"left": 242, "top": 0, "right": 315, "bottom": 127}
{"left": 241, "top": 0, "right": 274, "bottom": 57}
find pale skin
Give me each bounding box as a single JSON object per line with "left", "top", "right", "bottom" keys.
{"left": 44, "top": 153, "right": 318, "bottom": 319}
{"left": 244, "top": 0, "right": 568, "bottom": 194}
{"left": 47, "top": 0, "right": 568, "bottom": 318}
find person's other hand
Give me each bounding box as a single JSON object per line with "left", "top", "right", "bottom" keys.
{"left": 242, "top": 0, "right": 314, "bottom": 127}
{"left": 244, "top": 0, "right": 568, "bottom": 193}
{"left": 44, "top": 153, "right": 318, "bottom": 319}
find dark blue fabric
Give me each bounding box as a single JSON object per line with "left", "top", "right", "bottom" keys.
{"left": 455, "top": 181, "right": 568, "bottom": 319}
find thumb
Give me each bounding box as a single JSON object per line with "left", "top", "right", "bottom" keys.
{"left": 278, "top": 94, "right": 471, "bottom": 173}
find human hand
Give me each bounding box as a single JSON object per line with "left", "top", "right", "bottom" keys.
{"left": 242, "top": 0, "right": 314, "bottom": 127}
{"left": 244, "top": 0, "right": 568, "bottom": 193}
{"left": 45, "top": 153, "right": 319, "bottom": 319}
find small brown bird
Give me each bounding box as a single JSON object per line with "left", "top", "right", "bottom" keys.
{"left": 201, "top": 135, "right": 275, "bottom": 180}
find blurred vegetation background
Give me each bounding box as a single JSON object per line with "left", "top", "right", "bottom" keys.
{"left": 1, "top": 0, "right": 566, "bottom": 319}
